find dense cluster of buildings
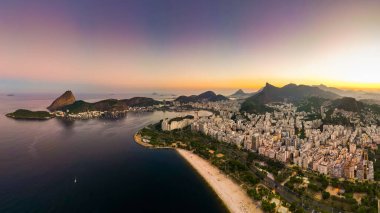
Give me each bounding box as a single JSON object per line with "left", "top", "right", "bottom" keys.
{"left": 161, "top": 110, "right": 214, "bottom": 131}
{"left": 53, "top": 110, "right": 129, "bottom": 120}
{"left": 52, "top": 105, "right": 159, "bottom": 120}
{"left": 187, "top": 102, "right": 378, "bottom": 181}
{"left": 162, "top": 115, "right": 195, "bottom": 131}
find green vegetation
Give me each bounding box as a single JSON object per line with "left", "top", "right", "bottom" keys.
{"left": 323, "top": 109, "right": 353, "bottom": 126}
{"left": 61, "top": 97, "right": 160, "bottom": 113}
{"left": 61, "top": 100, "right": 94, "bottom": 113}
{"left": 6, "top": 109, "right": 53, "bottom": 120}
{"left": 139, "top": 123, "right": 285, "bottom": 212}
{"left": 284, "top": 176, "right": 304, "bottom": 192}
{"left": 368, "top": 104, "right": 380, "bottom": 115}
{"left": 261, "top": 200, "right": 276, "bottom": 213}
{"left": 299, "top": 170, "right": 379, "bottom": 213}
{"left": 240, "top": 100, "right": 274, "bottom": 114}
{"left": 295, "top": 96, "right": 327, "bottom": 113}
{"left": 140, "top": 124, "right": 260, "bottom": 186}
{"left": 140, "top": 122, "right": 380, "bottom": 213}
{"left": 331, "top": 97, "right": 364, "bottom": 113}
{"left": 248, "top": 152, "right": 286, "bottom": 178}
{"left": 369, "top": 145, "right": 380, "bottom": 181}
{"left": 322, "top": 191, "right": 330, "bottom": 200}
{"left": 295, "top": 125, "right": 306, "bottom": 139}
{"left": 304, "top": 113, "right": 322, "bottom": 121}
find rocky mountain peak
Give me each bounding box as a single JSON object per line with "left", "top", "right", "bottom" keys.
{"left": 47, "top": 90, "right": 76, "bottom": 111}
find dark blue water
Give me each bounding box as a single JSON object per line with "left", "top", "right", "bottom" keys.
{"left": 0, "top": 94, "right": 227, "bottom": 213}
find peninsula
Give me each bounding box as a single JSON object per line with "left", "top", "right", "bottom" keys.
{"left": 6, "top": 109, "right": 54, "bottom": 120}
{"left": 6, "top": 91, "right": 163, "bottom": 120}
{"left": 5, "top": 90, "right": 228, "bottom": 120}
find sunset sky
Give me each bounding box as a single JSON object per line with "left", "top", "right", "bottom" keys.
{"left": 0, "top": 0, "right": 379, "bottom": 93}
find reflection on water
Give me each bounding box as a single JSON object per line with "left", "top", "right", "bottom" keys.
{"left": 56, "top": 119, "right": 76, "bottom": 128}
{"left": 0, "top": 94, "right": 227, "bottom": 213}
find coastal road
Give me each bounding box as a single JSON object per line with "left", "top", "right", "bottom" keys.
{"left": 249, "top": 165, "right": 343, "bottom": 213}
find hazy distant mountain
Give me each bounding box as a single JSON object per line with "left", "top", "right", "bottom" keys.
{"left": 315, "top": 84, "right": 380, "bottom": 100}
{"left": 175, "top": 91, "right": 228, "bottom": 103}
{"left": 361, "top": 99, "right": 380, "bottom": 105}
{"left": 241, "top": 83, "right": 340, "bottom": 113}
{"left": 249, "top": 83, "right": 339, "bottom": 104}
{"left": 232, "top": 89, "right": 246, "bottom": 96}
{"left": 229, "top": 89, "right": 255, "bottom": 99}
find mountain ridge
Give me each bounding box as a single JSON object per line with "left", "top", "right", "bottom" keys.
{"left": 241, "top": 83, "right": 340, "bottom": 113}
{"left": 175, "top": 91, "right": 228, "bottom": 103}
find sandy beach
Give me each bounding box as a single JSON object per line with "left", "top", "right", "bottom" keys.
{"left": 133, "top": 132, "right": 262, "bottom": 212}
{"left": 177, "top": 149, "right": 263, "bottom": 213}
{"left": 134, "top": 133, "right": 153, "bottom": 148}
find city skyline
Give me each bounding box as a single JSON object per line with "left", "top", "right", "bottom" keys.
{"left": 1, "top": 0, "right": 379, "bottom": 93}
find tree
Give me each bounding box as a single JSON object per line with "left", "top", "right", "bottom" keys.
{"left": 294, "top": 208, "right": 306, "bottom": 213}
{"left": 322, "top": 191, "right": 330, "bottom": 200}
{"left": 247, "top": 189, "right": 261, "bottom": 201}
{"left": 261, "top": 200, "right": 276, "bottom": 213}
{"left": 357, "top": 206, "right": 368, "bottom": 213}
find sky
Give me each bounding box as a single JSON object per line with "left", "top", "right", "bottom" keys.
{"left": 0, "top": 0, "right": 379, "bottom": 93}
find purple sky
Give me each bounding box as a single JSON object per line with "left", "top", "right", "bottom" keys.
{"left": 1, "top": 0, "right": 379, "bottom": 93}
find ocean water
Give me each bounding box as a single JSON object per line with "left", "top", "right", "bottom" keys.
{"left": 0, "top": 94, "right": 227, "bottom": 212}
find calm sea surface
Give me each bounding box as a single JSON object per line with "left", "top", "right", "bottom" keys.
{"left": 0, "top": 94, "right": 227, "bottom": 213}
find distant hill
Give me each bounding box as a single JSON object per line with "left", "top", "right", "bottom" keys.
{"left": 175, "top": 91, "right": 228, "bottom": 103}
{"left": 232, "top": 89, "right": 246, "bottom": 96}
{"left": 241, "top": 83, "right": 340, "bottom": 113}
{"left": 315, "top": 84, "right": 380, "bottom": 101}
{"left": 295, "top": 96, "right": 329, "bottom": 113}
{"left": 295, "top": 96, "right": 367, "bottom": 114}
{"left": 361, "top": 99, "right": 380, "bottom": 105}
{"left": 229, "top": 89, "right": 255, "bottom": 99}
{"left": 296, "top": 96, "right": 371, "bottom": 114}
{"left": 47, "top": 91, "right": 76, "bottom": 111}
{"left": 121, "top": 97, "right": 161, "bottom": 107}
{"left": 248, "top": 83, "right": 339, "bottom": 104}
{"left": 6, "top": 109, "right": 53, "bottom": 120}
{"left": 46, "top": 91, "right": 161, "bottom": 113}
{"left": 330, "top": 97, "right": 365, "bottom": 113}
{"left": 60, "top": 97, "right": 161, "bottom": 113}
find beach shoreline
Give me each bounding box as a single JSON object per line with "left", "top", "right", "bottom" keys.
{"left": 133, "top": 132, "right": 262, "bottom": 213}
{"left": 176, "top": 149, "right": 263, "bottom": 213}
{"left": 134, "top": 133, "right": 153, "bottom": 148}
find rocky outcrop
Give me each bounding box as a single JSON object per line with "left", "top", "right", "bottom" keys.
{"left": 47, "top": 91, "right": 76, "bottom": 111}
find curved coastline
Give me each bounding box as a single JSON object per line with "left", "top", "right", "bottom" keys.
{"left": 133, "top": 132, "right": 263, "bottom": 213}
{"left": 134, "top": 133, "right": 153, "bottom": 148}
